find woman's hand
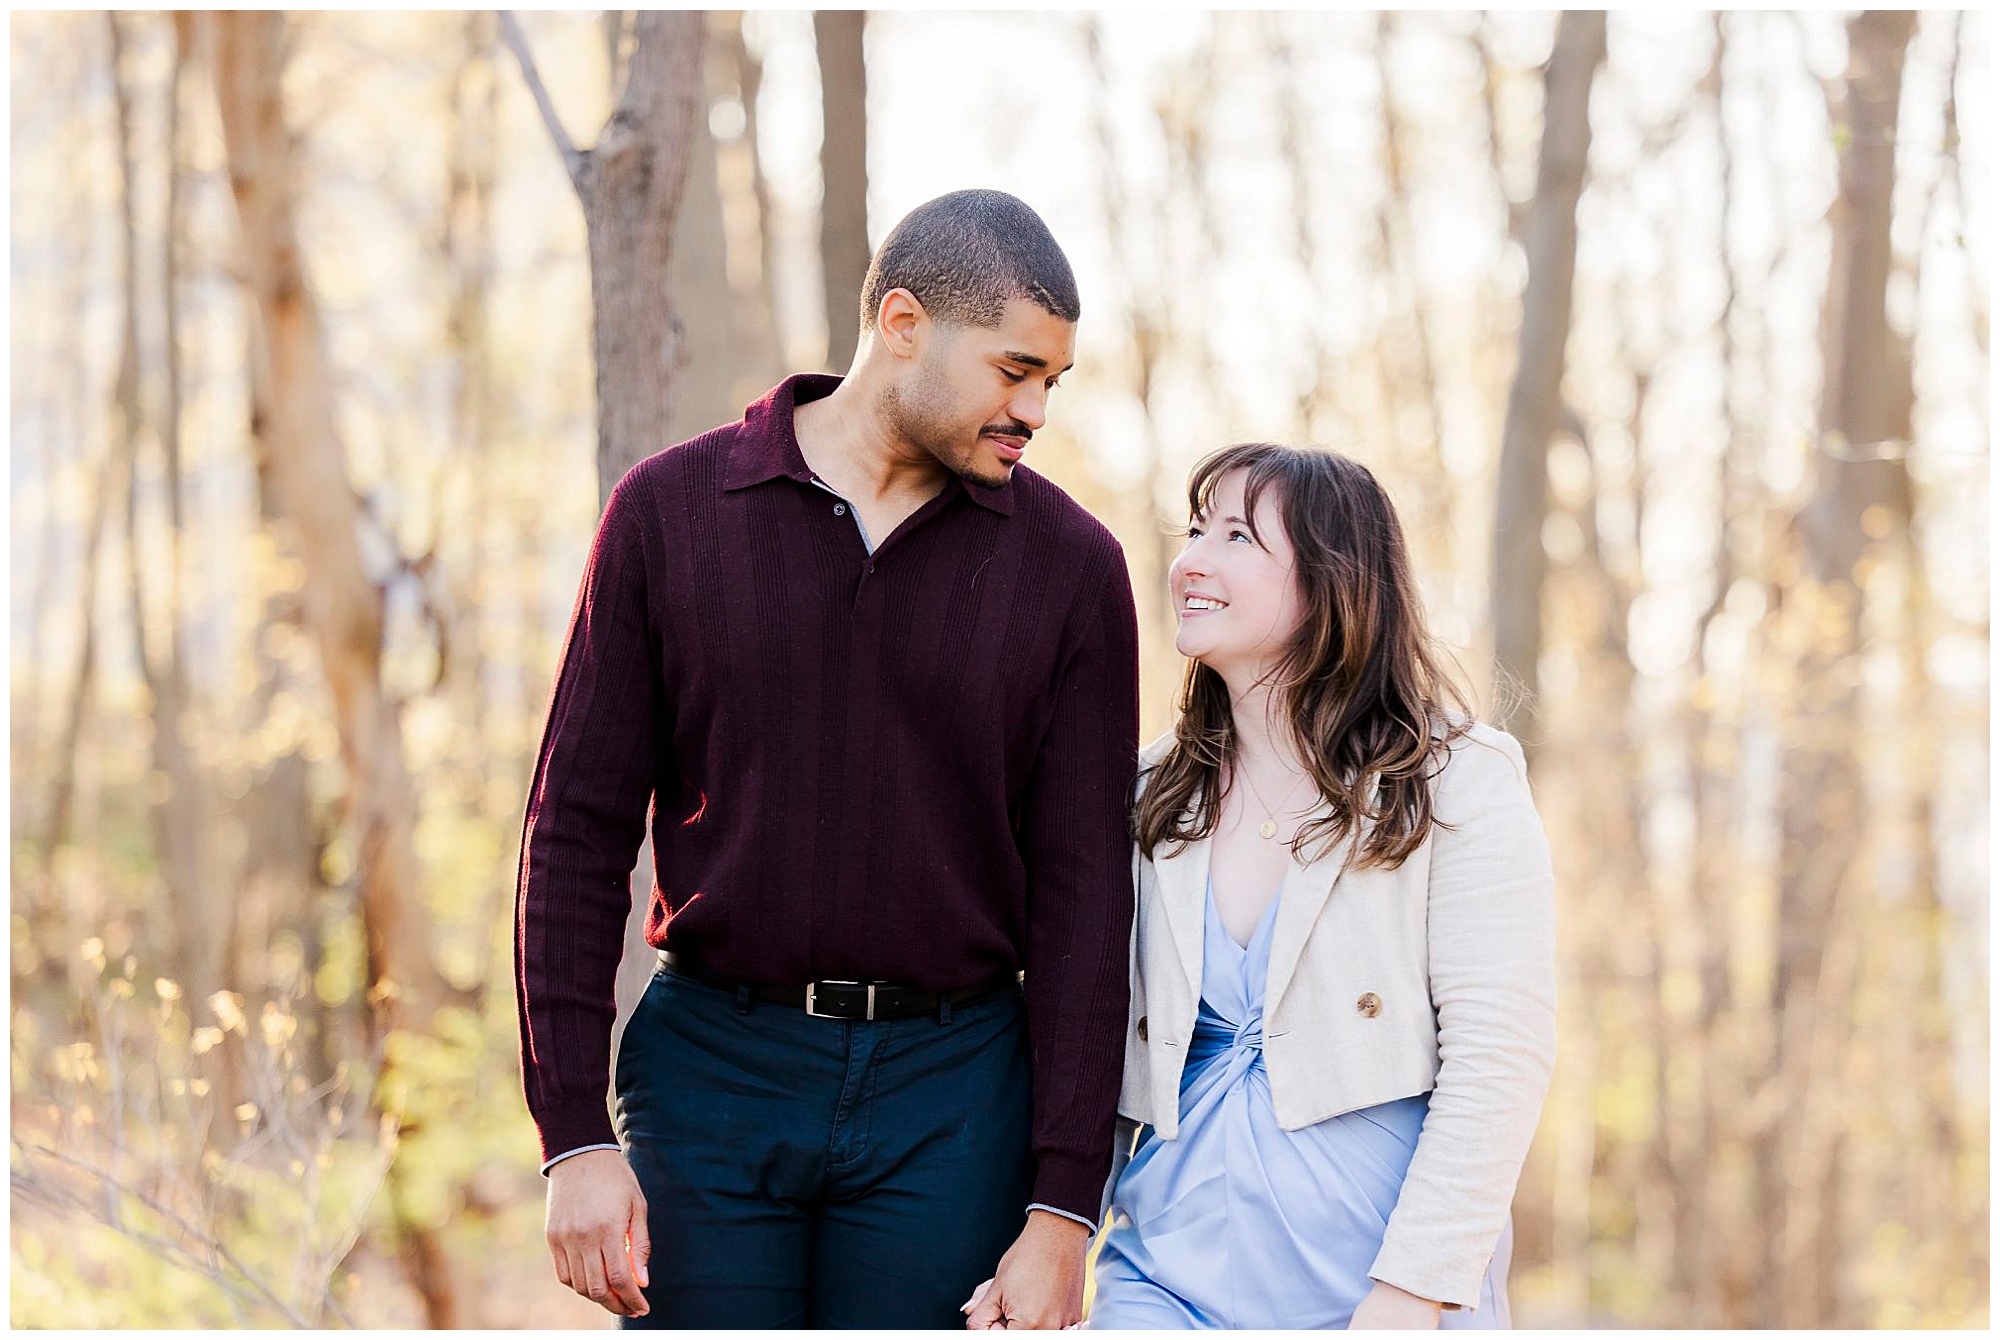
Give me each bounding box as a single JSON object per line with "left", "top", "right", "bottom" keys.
{"left": 1348, "top": 1280, "right": 1443, "bottom": 1329}
{"left": 961, "top": 1211, "right": 1089, "bottom": 1329}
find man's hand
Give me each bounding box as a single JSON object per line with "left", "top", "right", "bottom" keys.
{"left": 545, "top": 1149, "right": 651, "bottom": 1318}
{"left": 963, "top": 1210, "right": 1089, "bottom": 1330}
{"left": 1348, "top": 1280, "right": 1443, "bottom": 1329}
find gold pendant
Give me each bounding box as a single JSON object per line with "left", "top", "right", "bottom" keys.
{"left": 1259, "top": 819, "right": 1277, "bottom": 840}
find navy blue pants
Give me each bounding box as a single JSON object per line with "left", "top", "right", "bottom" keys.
{"left": 613, "top": 964, "right": 1035, "bottom": 1329}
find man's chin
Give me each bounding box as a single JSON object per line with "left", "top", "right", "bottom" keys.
{"left": 957, "top": 458, "right": 1015, "bottom": 491}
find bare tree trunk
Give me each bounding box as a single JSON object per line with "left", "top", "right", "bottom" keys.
{"left": 109, "top": 11, "right": 217, "bottom": 998}
{"left": 504, "top": 10, "right": 706, "bottom": 507}
{"left": 666, "top": 27, "right": 746, "bottom": 443}
{"left": 237, "top": 287, "right": 329, "bottom": 1096}
{"left": 714, "top": 10, "right": 787, "bottom": 371}
{"left": 443, "top": 9, "right": 499, "bottom": 764}
{"left": 1084, "top": 19, "right": 1178, "bottom": 653}
{"left": 814, "top": 10, "right": 869, "bottom": 372}
{"left": 502, "top": 11, "right": 704, "bottom": 1030}
{"left": 206, "top": 18, "right": 465, "bottom": 1325}
{"left": 1490, "top": 11, "right": 1606, "bottom": 740}
{"left": 205, "top": 11, "right": 453, "bottom": 1033}
{"left": 1370, "top": 12, "right": 1453, "bottom": 568}
{"left": 43, "top": 437, "right": 117, "bottom": 878}
{"left": 1676, "top": 17, "right": 1743, "bottom": 1324}
{"left": 1759, "top": 11, "right": 1917, "bottom": 1328}
{"left": 1266, "top": 15, "right": 1349, "bottom": 444}
{"left": 17, "top": 48, "right": 93, "bottom": 992}
{"left": 1897, "top": 13, "right": 1980, "bottom": 1301}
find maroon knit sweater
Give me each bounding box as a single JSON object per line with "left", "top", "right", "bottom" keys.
{"left": 515, "top": 374, "right": 1139, "bottom": 1220}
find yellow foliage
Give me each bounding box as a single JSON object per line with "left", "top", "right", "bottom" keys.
{"left": 206, "top": 991, "right": 247, "bottom": 1034}
{"left": 258, "top": 1001, "right": 298, "bottom": 1049}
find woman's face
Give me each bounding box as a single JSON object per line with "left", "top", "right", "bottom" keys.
{"left": 1168, "top": 468, "right": 1306, "bottom": 683}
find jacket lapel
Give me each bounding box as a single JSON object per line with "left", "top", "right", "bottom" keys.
{"left": 1152, "top": 829, "right": 1212, "bottom": 1006}
{"left": 1261, "top": 832, "right": 1349, "bottom": 1021}
{"left": 1263, "top": 784, "right": 1377, "bottom": 1020}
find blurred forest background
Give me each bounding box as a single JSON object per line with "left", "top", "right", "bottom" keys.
{"left": 8, "top": 8, "right": 1988, "bottom": 1329}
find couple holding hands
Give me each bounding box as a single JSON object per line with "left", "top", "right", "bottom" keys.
{"left": 516, "top": 190, "right": 1555, "bottom": 1330}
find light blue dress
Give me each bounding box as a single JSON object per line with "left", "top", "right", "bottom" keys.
{"left": 1089, "top": 882, "right": 1512, "bottom": 1329}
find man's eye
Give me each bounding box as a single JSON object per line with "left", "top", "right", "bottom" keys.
{"left": 1000, "top": 369, "right": 1026, "bottom": 384}
{"left": 1046, "top": 377, "right": 1062, "bottom": 391}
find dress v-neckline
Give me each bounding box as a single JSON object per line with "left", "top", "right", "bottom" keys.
{"left": 1206, "top": 878, "right": 1283, "bottom": 956}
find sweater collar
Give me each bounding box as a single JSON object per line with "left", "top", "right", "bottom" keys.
{"left": 724, "top": 373, "right": 1016, "bottom": 517}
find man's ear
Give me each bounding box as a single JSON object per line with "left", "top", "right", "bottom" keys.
{"left": 874, "top": 287, "right": 927, "bottom": 360}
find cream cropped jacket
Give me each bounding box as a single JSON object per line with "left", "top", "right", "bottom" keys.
{"left": 1111, "top": 721, "right": 1557, "bottom": 1310}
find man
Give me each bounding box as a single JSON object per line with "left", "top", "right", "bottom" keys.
{"left": 517, "top": 189, "right": 1139, "bottom": 1329}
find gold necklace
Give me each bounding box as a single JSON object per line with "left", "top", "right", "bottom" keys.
{"left": 1235, "top": 760, "right": 1309, "bottom": 840}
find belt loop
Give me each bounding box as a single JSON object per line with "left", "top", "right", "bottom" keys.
{"left": 937, "top": 994, "right": 953, "bottom": 1026}
{"left": 734, "top": 984, "right": 753, "bottom": 1016}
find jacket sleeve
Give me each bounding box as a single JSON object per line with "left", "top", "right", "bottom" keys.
{"left": 1367, "top": 727, "right": 1557, "bottom": 1308}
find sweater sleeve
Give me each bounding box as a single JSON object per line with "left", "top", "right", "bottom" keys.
{"left": 1015, "top": 544, "right": 1141, "bottom": 1220}
{"left": 515, "top": 472, "right": 665, "bottom": 1166}
{"left": 1367, "top": 726, "right": 1558, "bottom": 1307}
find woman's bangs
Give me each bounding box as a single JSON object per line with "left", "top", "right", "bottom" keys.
{"left": 1186, "top": 444, "right": 1291, "bottom": 551}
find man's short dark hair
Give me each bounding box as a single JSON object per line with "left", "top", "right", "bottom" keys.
{"left": 858, "top": 189, "right": 1080, "bottom": 334}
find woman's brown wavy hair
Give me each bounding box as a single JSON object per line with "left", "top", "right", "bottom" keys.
{"left": 1134, "top": 443, "right": 1474, "bottom": 870}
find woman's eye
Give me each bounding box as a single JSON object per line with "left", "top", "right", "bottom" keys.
{"left": 1185, "top": 525, "right": 1204, "bottom": 538}
{"left": 1229, "top": 530, "right": 1250, "bottom": 543}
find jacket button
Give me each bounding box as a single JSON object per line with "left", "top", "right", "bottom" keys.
{"left": 1137, "top": 1016, "right": 1149, "bottom": 1041}
{"left": 1356, "top": 992, "right": 1382, "bottom": 1018}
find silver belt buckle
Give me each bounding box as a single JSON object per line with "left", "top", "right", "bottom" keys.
{"left": 805, "top": 980, "right": 876, "bottom": 1021}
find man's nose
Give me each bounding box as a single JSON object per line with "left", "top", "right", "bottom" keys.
{"left": 1008, "top": 386, "right": 1049, "bottom": 432}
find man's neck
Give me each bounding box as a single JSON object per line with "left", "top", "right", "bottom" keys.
{"left": 792, "top": 375, "right": 948, "bottom": 506}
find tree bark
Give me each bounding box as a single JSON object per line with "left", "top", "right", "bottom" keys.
{"left": 1489, "top": 11, "right": 1605, "bottom": 739}
{"left": 814, "top": 10, "right": 869, "bottom": 372}
{"left": 502, "top": 10, "right": 706, "bottom": 1028}
{"left": 715, "top": 10, "right": 787, "bottom": 372}
{"left": 1677, "top": 17, "right": 1741, "bottom": 1324}
{"left": 1760, "top": 11, "right": 1917, "bottom": 1328}
{"left": 599, "top": 14, "right": 706, "bottom": 501}
{"left": 666, "top": 22, "right": 748, "bottom": 444}
{"left": 108, "top": 11, "right": 218, "bottom": 999}
{"left": 1370, "top": 12, "right": 1453, "bottom": 568}
{"left": 236, "top": 226, "right": 333, "bottom": 1104}
{"left": 42, "top": 424, "right": 116, "bottom": 879}
{"left": 443, "top": 10, "right": 499, "bottom": 760}
{"left": 1264, "top": 16, "right": 1354, "bottom": 447}
{"left": 204, "top": 11, "right": 452, "bottom": 1036}
{"left": 1085, "top": 20, "right": 1178, "bottom": 649}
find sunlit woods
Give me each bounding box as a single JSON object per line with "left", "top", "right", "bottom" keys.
{"left": 9, "top": 10, "right": 1987, "bottom": 1327}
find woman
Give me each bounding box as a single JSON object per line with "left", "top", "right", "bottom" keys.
{"left": 1089, "top": 443, "right": 1555, "bottom": 1329}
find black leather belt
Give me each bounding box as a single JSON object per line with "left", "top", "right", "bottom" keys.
{"left": 658, "top": 949, "right": 1016, "bottom": 1022}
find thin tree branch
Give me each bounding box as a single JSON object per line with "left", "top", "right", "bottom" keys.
{"left": 13, "top": 1140, "right": 317, "bottom": 1328}
{"left": 497, "top": 10, "right": 583, "bottom": 183}
{"left": 13, "top": 1170, "right": 282, "bottom": 1323}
